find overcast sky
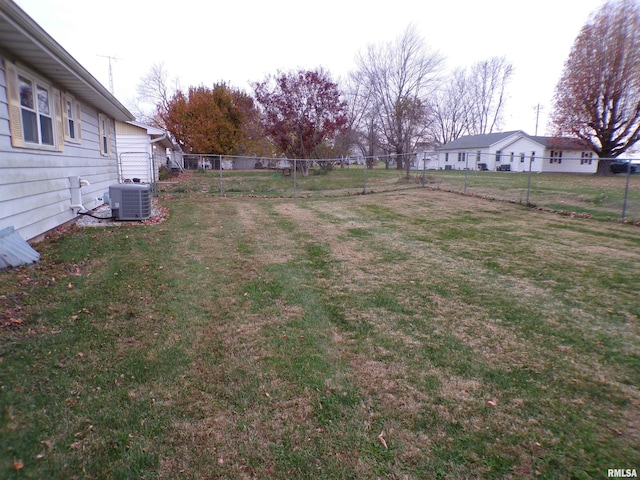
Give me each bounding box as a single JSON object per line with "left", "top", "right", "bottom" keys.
{"left": 15, "top": 0, "right": 605, "bottom": 135}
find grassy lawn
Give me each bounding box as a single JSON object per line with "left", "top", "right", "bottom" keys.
{"left": 1, "top": 182, "right": 639, "bottom": 478}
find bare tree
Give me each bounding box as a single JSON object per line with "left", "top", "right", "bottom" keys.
{"left": 343, "top": 73, "right": 382, "bottom": 165}
{"left": 427, "top": 68, "right": 471, "bottom": 146}
{"left": 131, "top": 62, "right": 179, "bottom": 128}
{"left": 352, "top": 24, "right": 444, "bottom": 174}
{"left": 427, "top": 57, "right": 512, "bottom": 146}
{"left": 466, "top": 57, "right": 513, "bottom": 135}
{"left": 551, "top": 0, "right": 640, "bottom": 173}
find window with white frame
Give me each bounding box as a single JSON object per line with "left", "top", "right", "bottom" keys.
{"left": 63, "top": 94, "right": 82, "bottom": 143}
{"left": 98, "top": 113, "right": 111, "bottom": 156}
{"left": 4, "top": 60, "right": 64, "bottom": 150}
{"left": 581, "top": 152, "right": 593, "bottom": 165}
{"left": 520, "top": 152, "right": 525, "bottom": 163}
{"left": 19, "top": 74, "right": 54, "bottom": 146}
{"left": 458, "top": 152, "right": 466, "bottom": 162}
{"left": 476, "top": 150, "right": 481, "bottom": 162}
{"left": 495, "top": 150, "right": 502, "bottom": 162}
{"left": 445, "top": 152, "right": 449, "bottom": 162}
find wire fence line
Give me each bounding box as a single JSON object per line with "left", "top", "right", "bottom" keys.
{"left": 157, "top": 153, "right": 640, "bottom": 223}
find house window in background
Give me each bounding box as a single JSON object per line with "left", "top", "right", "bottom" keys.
{"left": 550, "top": 150, "right": 562, "bottom": 163}
{"left": 581, "top": 152, "right": 593, "bottom": 165}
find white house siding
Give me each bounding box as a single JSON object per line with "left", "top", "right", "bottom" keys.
{"left": 413, "top": 148, "right": 439, "bottom": 170}
{"left": 115, "top": 123, "right": 154, "bottom": 183}
{"left": 494, "top": 137, "right": 544, "bottom": 172}
{"left": 540, "top": 153, "right": 598, "bottom": 174}
{"left": 0, "top": 58, "right": 120, "bottom": 241}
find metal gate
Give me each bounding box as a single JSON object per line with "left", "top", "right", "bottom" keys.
{"left": 118, "top": 151, "right": 156, "bottom": 185}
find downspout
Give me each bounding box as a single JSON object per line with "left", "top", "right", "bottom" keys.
{"left": 150, "top": 133, "right": 167, "bottom": 144}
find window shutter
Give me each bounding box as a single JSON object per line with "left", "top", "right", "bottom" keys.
{"left": 98, "top": 113, "right": 105, "bottom": 155}
{"left": 3, "top": 60, "right": 25, "bottom": 148}
{"left": 53, "top": 88, "right": 64, "bottom": 151}
{"left": 106, "top": 117, "right": 112, "bottom": 156}
{"left": 62, "top": 93, "right": 71, "bottom": 141}
{"left": 75, "top": 101, "right": 82, "bottom": 141}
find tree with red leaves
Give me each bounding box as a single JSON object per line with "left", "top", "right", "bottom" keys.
{"left": 253, "top": 68, "right": 348, "bottom": 175}
{"left": 161, "top": 83, "right": 265, "bottom": 155}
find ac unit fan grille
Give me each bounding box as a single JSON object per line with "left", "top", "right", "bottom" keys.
{"left": 121, "top": 189, "right": 151, "bottom": 219}
{"left": 109, "top": 184, "right": 151, "bottom": 220}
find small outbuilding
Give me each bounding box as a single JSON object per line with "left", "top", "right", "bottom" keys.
{"left": 115, "top": 121, "right": 182, "bottom": 183}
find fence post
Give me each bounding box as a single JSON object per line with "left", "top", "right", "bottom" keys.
{"left": 526, "top": 154, "right": 534, "bottom": 205}
{"left": 464, "top": 155, "right": 469, "bottom": 195}
{"left": 363, "top": 157, "right": 367, "bottom": 194}
{"left": 219, "top": 155, "right": 223, "bottom": 195}
{"left": 422, "top": 153, "right": 426, "bottom": 187}
{"left": 293, "top": 159, "right": 297, "bottom": 198}
{"left": 621, "top": 158, "right": 632, "bottom": 221}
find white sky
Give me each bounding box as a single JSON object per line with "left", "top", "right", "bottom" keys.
{"left": 15, "top": 0, "right": 604, "bottom": 135}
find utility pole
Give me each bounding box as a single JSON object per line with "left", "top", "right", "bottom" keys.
{"left": 97, "top": 54, "right": 120, "bottom": 94}
{"left": 533, "top": 103, "right": 543, "bottom": 136}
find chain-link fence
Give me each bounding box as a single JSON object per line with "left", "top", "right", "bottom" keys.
{"left": 177, "top": 154, "right": 424, "bottom": 198}
{"left": 118, "top": 151, "right": 188, "bottom": 196}
{"left": 422, "top": 152, "right": 639, "bottom": 222}
{"left": 163, "top": 153, "right": 640, "bottom": 222}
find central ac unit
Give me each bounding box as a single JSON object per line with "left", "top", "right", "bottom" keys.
{"left": 109, "top": 184, "right": 151, "bottom": 220}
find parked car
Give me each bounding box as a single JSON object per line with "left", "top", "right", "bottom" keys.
{"left": 610, "top": 162, "right": 637, "bottom": 174}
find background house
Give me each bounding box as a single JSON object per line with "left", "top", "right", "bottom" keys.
{"left": 413, "top": 143, "right": 439, "bottom": 170}
{"left": 437, "top": 131, "right": 598, "bottom": 173}
{"left": 0, "top": 0, "right": 134, "bottom": 244}
{"left": 115, "top": 121, "right": 182, "bottom": 183}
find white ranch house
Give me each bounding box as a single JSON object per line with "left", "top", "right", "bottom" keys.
{"left": 437, "top": 131, "right": 598, "bottom": 173}
{"left": 0, "top": 1, "right": 134, "bottom": 244}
